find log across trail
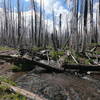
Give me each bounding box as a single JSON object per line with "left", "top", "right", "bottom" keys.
{"left": 0, "top": 82, "right": 48, "bottom": 100}
{"left": 62, "top": 63, "right": 100, "bottom": 71}
{"left": 33, "top": 60, "right": 100, "bottom": 72}
{"left": 0, "top": 54, "right": 100, "bottom": 72}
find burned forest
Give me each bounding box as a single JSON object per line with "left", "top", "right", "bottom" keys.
{"left": 0, "top": 0, "right": 100, "bottom": 100}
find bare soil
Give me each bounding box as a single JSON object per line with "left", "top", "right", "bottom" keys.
{"left": 15, "top": 66, "right": 100, "bottom": 100}
{"left": 0, "top": 50, "right": 25, "bottom": 79}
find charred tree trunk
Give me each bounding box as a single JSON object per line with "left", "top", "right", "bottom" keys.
{"left": 59, "top": 14, "right": 62, "bottom": 49}
{"left": 32, "top": 0, "right": 37, "bottom": 46}
{"left": 38, "top": 0, "right": 42, "bottom": 47}
{"left": 82, "top": 0, "right": 88, "bottom": 52}
{"left": 17, "top": 0, "right": 21, "bottom": 48}
{"left": 31, "top": 1, "right": 34, "bottom": 47}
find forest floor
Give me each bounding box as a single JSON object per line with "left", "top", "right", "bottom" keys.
{"left": 0, "top": 49, "right": 26, "bottom": 80}
{"left": 0, "top": 48, "right": 100, "bottom": 100}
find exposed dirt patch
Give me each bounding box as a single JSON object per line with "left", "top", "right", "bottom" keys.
{"left": 16, "top": 67, "right": 100, "bottom": 100}
{"left": 0, "top": 50, "right": 26, "bottom": 80}
{"left": 0, "top": 58, "right": 26, "bottom": 80}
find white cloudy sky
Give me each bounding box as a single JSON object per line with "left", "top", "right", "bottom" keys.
{"left": 0, "top": 0, "right": 99, "bottom": 31}
{"left": 24, "top": 0, "right": 69, "bottom": 31}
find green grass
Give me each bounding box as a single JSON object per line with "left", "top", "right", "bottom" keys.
{"left": 0, "top": 76, "right": 16, "bottom": 86}
{"left": 49, "top": 50, "right": 65, "bottom": 60}
{"left": 46, "top": 46, "right": 54, "bottom": 50}
{"left": 87, "top": 43, "right": 100, "bottom": 50}
{"left": 32, "top": 47, "right": 44, "bottom": 52}
{"left": 95, "top": 51, "right": 100, "bottom": 55}
{"left": 0, "top": 94, "right": 26, "bottom": 100}
{"left": 76, "top": 53, "right": 93, "bottom": 65}
{"left": 49, "top": 49, "right": 87, "bottom": 64}
{"left": 88, "top": 43, "right": 100, "bottom": 46}
{"left": 11, "top": 64, "right": 23, "bottom": 72}
{"left": 64, "top": 56, "right": 77, "bottom": 64}
{"left": 0, "top": 76, "right": 26, "bottom": 100}
{"left": 0, "top": 46, "right": 14, "bottom": 51}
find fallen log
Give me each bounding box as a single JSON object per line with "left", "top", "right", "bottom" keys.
{"left": 66, "top": 50, "right": 78, "bottom": 64}
{"left": 71, "top": 54, "right": 78, "bottom": 64}
{"left": 22, "top": 56, "right": 100, "bottom": 72}
{"left": 90, "top": 47, "right": 97, "bottom": 52}
{"left": 34, "top": 53, "right": 48, "bottom": 60}
{"left": 0, "top": 82, "right": 48, "bottom": 100}
{"left": 32, "top": 60, "right": 63, "bottom": 72}
{"left": 0, "top": 50, "right": 12, "bottom": 54}
{"left": 0, "top": 55, "right": 63, "bottom": 72}
{"left": 89, "top": 55, "right": 100, "bottom": 59}
{"left": 0, "top": 55, "right": 100, "bottom": 72}
{"left": 62, "top": 63, "right": 100, "bottom": 71}
{"left": 85, "top": 52, "right": 91, "bottom": 60}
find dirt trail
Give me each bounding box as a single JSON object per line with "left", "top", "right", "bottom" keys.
{"left": 16, "top": 67, "right": 100, "bottom": 100}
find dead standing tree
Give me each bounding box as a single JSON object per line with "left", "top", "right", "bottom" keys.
{"left": 82, "top": 0, "right": 88, "bottom": 53}
{"left": 30, "top": 0, "right": 34, "bottom": 47}
{"left": 44, "top": 22, "right": 49, "bottom": 48}
{"left": 17, "top": 0, "right": 22, "bottom": 48}
{"left": 66, "top": 0, "right": 97, "bottom": 53}
{"left": 38, "top": 0, "right": 43, "bottom": 47}
{"left": 33, "top": 0, "right": 38, "bottom": 46}
{"left": 95, "top": 10, "right": 98, "bottom": 43}
{"left": 66, "top": 0, "right": 79, "bottom": 52}
{"left": 4, "top": 0, "right": 8, "bottom": 45}
{"left": 51, "top": 10, "right": 58, "bottom": 51}
{"left": 59, "top": 14, "right": 62, "bottom": 49}
{"left": 30, "top": 0, "right": 38, "bottom": 46}
{"left": 73, "top": 0, "right": 79, "bottom": 52}
{"left": 98, "top": 0, "right": 100, "bottom": 42}
{"left": 89, "top": 0, "right": 94, "bottom": 43}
